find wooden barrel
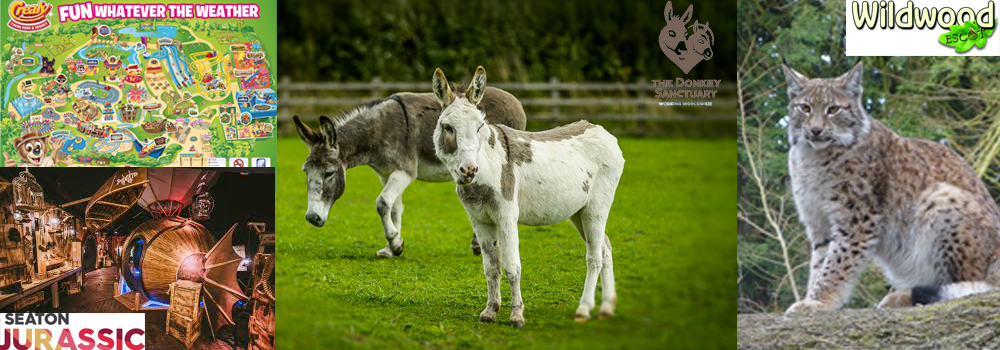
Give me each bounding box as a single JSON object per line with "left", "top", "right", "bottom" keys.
{"left": 120, "top": 216, "right": 214, "bottom": 303}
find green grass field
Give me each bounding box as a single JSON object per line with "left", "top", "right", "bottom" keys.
{"left": 276, "top": 136, "right": 735, "bottom": 349}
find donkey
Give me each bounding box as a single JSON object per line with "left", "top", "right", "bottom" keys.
{"left": 658, "top": 1, "right": 694, "bottom": 58}
{"left": 431, "top": 66, "right": 625, "bottom": 327}
{"left": 688, "top": 20, "right": 714, "bottom": 61}
{"left": 293, "top": 87, "right": 526, "bottom": 258}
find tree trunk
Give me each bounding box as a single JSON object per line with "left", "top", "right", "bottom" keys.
{"left": 737, "top": 291, "right": 1000, "bottom": 349}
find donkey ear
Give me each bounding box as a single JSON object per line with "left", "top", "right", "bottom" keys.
{"left": 680, "top": 4, "right": 693, "bottom": 23}
{"left": 293, "top": 115, "right": 321, "bottom": 145}
{"left": 466, "top": 66, "right": 487, "bottom": 105}
{"left": 664, "top": 1, "right": 673, "bottom": 21}
{"left": 432, "top": 68, "right": 455, "bottom": 107}
{"left": 781, "top": 62, "right": 809, "bottom": 99}
{"left": 837, "top": 61, "right": 864, "bottom": 99}
{"left": 318, "top": 115, "right": 339, "bottom": 151}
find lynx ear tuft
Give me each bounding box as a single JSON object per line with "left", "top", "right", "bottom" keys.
{"left": 781, "top": 62, "right": 809, "bottom": 99}
{"left": 840, "top": 61, "right": 864, "bottom": 99}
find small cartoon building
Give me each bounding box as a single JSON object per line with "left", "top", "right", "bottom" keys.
{"left": 100, "top": 102, "right": 116, "bottom": 123}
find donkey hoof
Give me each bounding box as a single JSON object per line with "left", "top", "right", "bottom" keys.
{"left": 510, "top": 319, "right": 524, "bottom": 328}
{"left": 478, "top": 315, "right": 495, "bottom": 323}
{"left": 471, "top": 246, "right": 481, "bottom": 256}
{"left": 392, "top": 242, "right": 405, "bottom": 256}
{"left": 599, "top": 309, "right": 615, "bottom": 320}
{"left": 376, "top": 247, "right": 395, "bottom": 259}
{"left": 573, "top": 314, "right": 590, "bottom": 323}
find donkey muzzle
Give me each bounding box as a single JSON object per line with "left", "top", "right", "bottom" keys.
{"left": 306, "top": 212, "right": 325, "bottom": 227}
{"left": 457, "top": 165, "right": 478, "bottom": 185}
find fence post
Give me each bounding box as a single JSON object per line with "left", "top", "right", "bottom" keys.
{"left": 550, "top": 77, "right": 560, "bottom": 121}
{"left": 280, "top": 76, "right": 290, "bottom": 122}
{"left": 371, "top": 77, "right": 382, "bottom": 99}
{"left": 636, "top": 76, "right": 646, "bottom": 133}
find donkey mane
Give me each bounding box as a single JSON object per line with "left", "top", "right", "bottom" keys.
{"left": 332, "top": 99, "right": 386, "bottom": 127}
{"left": 334, "top": 82, "right": 470, "bottom": 127}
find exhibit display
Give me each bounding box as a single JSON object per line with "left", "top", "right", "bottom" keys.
{"left": 0, "top": 167, "right": 274, "bottom": 349}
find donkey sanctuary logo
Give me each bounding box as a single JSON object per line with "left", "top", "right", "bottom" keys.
{"left": 7, "top": 0, "right": 53, "bottom": 32}
{"left": 845, "top": 0, "right": 997, "bottom": 56}
{"left": 659, "top": 1, "right": 714, "bottom": 74}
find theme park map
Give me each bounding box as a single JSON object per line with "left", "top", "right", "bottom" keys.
{"left": 0, "top": 0, "right": 276, "bottom": 167}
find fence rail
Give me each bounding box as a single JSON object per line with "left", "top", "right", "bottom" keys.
{"left": 277, "top": 76, "right": 736, "bottom": 128}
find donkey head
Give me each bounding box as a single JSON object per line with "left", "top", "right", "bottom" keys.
{"left": 293, "top": 115, "right": 347, "bottom": 227}
{"left": 688, "top": 20, "right": 714, "bottom": 60}
{"left": 659, "top": 1, "right": 693, "bottom": 58}
{"left": 432, "top": 66, "right": 489, "bottom": 185}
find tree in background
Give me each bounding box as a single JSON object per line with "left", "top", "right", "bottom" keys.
{"left": 738, "top": 0, "right": 1000, "bottom": 313}
{"left": 277, "top": 0, "right": 734, "bottom": 82}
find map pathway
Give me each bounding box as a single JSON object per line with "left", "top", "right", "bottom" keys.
{"left": 78, "top": 81, "right": 121, "bottom": 104}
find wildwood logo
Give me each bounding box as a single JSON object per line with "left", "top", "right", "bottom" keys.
{"left": 659, "top": 1, "right": 714, "bottom": 74}
{"left": 7, "top": 0, "right": 52, "bottom": 32}
{"left": 849, "top": 1, "right": 996, "bottom": 53}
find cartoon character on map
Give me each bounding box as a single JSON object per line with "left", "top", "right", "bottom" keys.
{"left": 3, "top": 128, "right": 65, "bottom": 167}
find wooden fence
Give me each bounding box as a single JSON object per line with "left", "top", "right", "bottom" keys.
{"left": 277, "top": 76, "right": 735, "bottom": 135}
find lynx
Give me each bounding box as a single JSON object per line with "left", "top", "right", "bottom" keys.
{"left": 782, "top": 61, "right": 1000, "bottom": 313}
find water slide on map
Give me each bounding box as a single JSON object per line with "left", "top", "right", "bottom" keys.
{"left": 163, "top": 46, "right": 195, "bottom": 88}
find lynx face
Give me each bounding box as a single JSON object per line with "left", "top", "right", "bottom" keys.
{"left": 782, "top": 62, "right": 870, "bottom": 150}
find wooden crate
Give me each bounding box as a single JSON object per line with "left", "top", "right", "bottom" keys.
{"left": 166, "top": 280, "right": 202, "bottom": 348}
{"left": 61, "top": 280, "right": 81, "bottom": 295}
{"left": 14, "top": 290, "right": 44, "bottom": 310}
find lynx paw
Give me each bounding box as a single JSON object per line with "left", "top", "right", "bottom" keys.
{"left": 785, "top": 299, "right": 828, "bottom": 314}
{"left": 878, "top": 291, "right": 913, "bottom": 309}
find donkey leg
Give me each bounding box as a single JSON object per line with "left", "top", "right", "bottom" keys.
{"left": 473, "top": 220, "right": 502, "bottom": 323}
{"left": 374, "top": 171, "right": 413, "bottom": 258}
{"left": 470, "top": 233, "right": 482, "bottom": 256}
{"left": 574, "top": 211, "right": 607, "bottom": 322}
{"left": 391, "top": 196, "right": 404, "bottom": 236}
{"left": 499, "top": 218, "right": 524, "bottom": 328}
{"left": 598, "top": 234, "right": 617, "bottom": 319}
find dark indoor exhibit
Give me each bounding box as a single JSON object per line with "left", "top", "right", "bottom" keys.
{"left": 0, "top": 167, "right": 275, "bottom": 350}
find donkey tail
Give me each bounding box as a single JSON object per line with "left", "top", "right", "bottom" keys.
{"left": 911, "top": 281, "right": 997, "bottom": 305}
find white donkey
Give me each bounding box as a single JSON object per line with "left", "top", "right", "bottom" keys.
{"left": 431, "top": 66, "right": 625, "bottom": 327}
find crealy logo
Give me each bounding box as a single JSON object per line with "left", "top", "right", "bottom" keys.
{"left": 659, "top": 1, "right": 714, "bottom": 74}
{"left": 7, "top": 0, "right": 52, "bottom": 32}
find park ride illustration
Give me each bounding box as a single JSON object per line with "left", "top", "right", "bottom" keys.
{"left": 1, "top": 1, "right": 276, "bottom": 167}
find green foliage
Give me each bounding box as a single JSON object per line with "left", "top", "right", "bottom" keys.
{"left": 158, "top": 144, "right": 183, "bottom": 165}
{"left": 0, "top": 118, "right": 21, "bottom": 165}
{"left": 208, "top": 116, "right": 255, "bottom": 157}
{"left": 277, "top": 0, "right": 734, "bottom": 82}
{"left": 276, "top": 137, "right": 735, "bottom": 348}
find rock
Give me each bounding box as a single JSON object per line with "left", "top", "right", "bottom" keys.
{"left": 737, "top": 291, "right": 1000, "bottom": 349}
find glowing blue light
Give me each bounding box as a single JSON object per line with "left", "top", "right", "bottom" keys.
{"left": 142, "top": 300, "right": 169, "bottom": 308}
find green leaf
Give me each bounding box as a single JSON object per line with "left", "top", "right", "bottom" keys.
{"left": 951, "top": 24, "right": 968, "bottom": 33}
{"left": 940, "top": 32, "right": 958, "bottom": 47}
{"left": 958, "top": 39, "right": 975, "bottom": 52}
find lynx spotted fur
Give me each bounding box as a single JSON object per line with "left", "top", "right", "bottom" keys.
{"left": 782, "top": 61, "right": 1000, "bottom": 313}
